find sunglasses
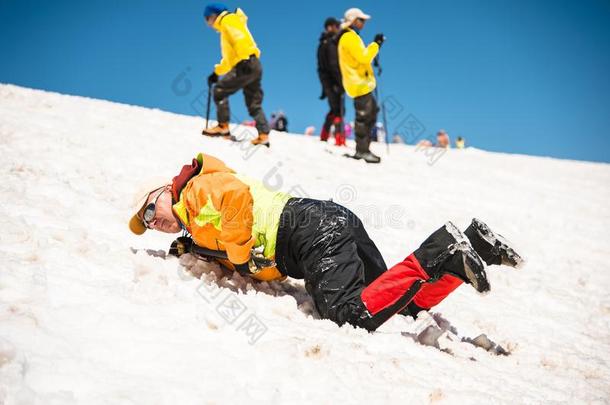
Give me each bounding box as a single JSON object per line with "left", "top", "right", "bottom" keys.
{"left": 142, "top": 187, "right": 166, "bottom": 229}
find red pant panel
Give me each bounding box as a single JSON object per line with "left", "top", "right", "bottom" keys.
{"left": 361, "top": 254, "right": 429, "bottom": 316}
{"left": 412, "top": 274, "right": 463, "bottom": 310}
{"left": 320, "top": 125, "right": 330, "bottom": 141}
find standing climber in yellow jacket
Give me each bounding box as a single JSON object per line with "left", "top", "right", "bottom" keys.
{"left": 202, "top": 4, "right": 270, "bottom": 147}
{"left": 338, "top": 8, "right": 385, "bottom": 163}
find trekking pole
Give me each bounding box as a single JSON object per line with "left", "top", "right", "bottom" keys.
{"left": 339, "top": 91, "right": 346, "bottom": 145}
{"left": 205, "top": 82, "right": 212, "bottom": 130}
{"left": 374, "top": 56, "right": 390, "bottom": 154}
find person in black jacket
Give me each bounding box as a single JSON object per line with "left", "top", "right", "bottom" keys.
{"left": 317, "top": 17, "right": 345, "bottom": 145}
{"left": 271, "top": 111, "right": 288, "bottom": 132}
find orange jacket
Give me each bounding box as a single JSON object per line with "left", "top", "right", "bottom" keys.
{"left": 171, "top": 154, "right": 290, "bottom": 281}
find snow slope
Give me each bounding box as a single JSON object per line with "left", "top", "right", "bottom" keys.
{"left": 1, "top": 84, "right": 609, "bottom": 404}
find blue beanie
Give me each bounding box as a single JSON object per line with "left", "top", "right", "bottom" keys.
{"left": 204, "top": 3, "right": 229, "bottom": 18}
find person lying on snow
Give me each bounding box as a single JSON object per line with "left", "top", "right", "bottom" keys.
{"left": 129, "top": 153, "right": 524, "bottom": 331}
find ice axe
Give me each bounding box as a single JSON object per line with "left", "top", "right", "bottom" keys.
{"left": 168, "top": 236, "right": 276, "bottom": 273}
{"left": 205, "top": 82, "right": 212, "bottom": 130}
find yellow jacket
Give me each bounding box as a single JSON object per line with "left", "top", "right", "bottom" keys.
{"left": 172, "top": 154, "right": 290, "bottom": 281}
{"left": 338, "top": 28, "right": 379, "bottom": 98}
{"left": 212, "top": 8, "right": 261, "bottom": 76}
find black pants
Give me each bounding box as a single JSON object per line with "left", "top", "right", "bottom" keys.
{"left": 214, "top": 56, "right": 270, "bottom": 134}
{"left": 322, "top": 83, "right": 345, "bottom": 134}
{"left": 353, "top": 92, "right": 378, "bottom": 153}
{"left": 324, "top": 82, "right": 344, "bottom": 116}
{"left": 275, "top": 198, "right": 388, "bottom": 329}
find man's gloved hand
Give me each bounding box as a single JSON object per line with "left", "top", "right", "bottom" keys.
{"left": 319, "top": 88, "right": 326, "bottom": 100}
{"left": 168, "top": 236, "right": 193, "bottom": 257}
{"left": 374, "top": 33, "right": 386, "bottom": 47}
{"left": 233, "top": 260, "right": 258, "bottom": 277}
{"left": 207, "top": 72, "right": 218, "bottom": 86}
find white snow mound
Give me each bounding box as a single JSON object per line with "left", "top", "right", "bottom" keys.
{"left": 1, "top": 84, "right": 609, "bottom": 404}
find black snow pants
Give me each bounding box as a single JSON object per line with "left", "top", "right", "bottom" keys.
{"left": 275, "top": 199, "right": 479, "bottom": 332}
{"left": 213, "top": 55, "right": 270, "bottom": 134}
{"left": 275, "top": 198, "right": 392, "bottom": 330}
{"left": 321, "top": 84, "right": 345, "bottom": 137}
{"left": 324, "top": 83, "right": 344, "bottom": 120}
{"left": 353, "top": 92, "right": 379, "bottom": 154}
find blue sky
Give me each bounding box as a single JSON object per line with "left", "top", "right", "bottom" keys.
{"left": 1, "top": 0, "right": 609, "bottom": 162}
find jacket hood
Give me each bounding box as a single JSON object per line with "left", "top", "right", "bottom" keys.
{"left": 171, "top": 153, "right": 234, "bottom": 201}
{"left": 212, "top": 8, "right": 247, "bottom": 31}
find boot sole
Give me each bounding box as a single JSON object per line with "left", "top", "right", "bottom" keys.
{"left": 440, "top": 222, "right": 489, "bottom": 293}
{"left": 202, "top": 125, "right": 231, "bottom": 137}
{"left": 202, "top": 132, "right": 231, "bottom": 137}
{"left": 471, "top": 218, "right": 525, "bottom": 269}
{"left": 462, "top": 248, "right": 490, "bottom": 293}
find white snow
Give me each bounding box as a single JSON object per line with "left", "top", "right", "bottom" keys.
{"left": 1, "top": 83, "right": 609, "bottom": 404}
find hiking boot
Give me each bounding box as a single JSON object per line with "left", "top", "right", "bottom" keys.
{"left": 202, "top": 123, "right": 230, "bottom": 137}
{"left": 464, "top": 218, "right": 525, "bottom": 269}
{"left": 320, "top": 127, "right": 330, "bottom": 142}
{"left": 414, "top": 222, "right": 490, "bottom": 293}
{"left": 353, "top": 151, "right": 381, "bottom": 163}
{"left": 251, "top": 133, "right": 270, "bottom": 147}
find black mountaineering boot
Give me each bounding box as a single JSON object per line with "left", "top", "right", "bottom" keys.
{"left": 414, "top": 222, "right": 490, "bottom": 293}
{"left": 351, "top": 151, "right": 381, "bottom": 163}
{"left": 358, "top": 151, "right": 381, "bottom": 164}
{"left": 464, "top": 218, "right": 524, "bottom": 269}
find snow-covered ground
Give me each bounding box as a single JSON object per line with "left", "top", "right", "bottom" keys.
{"left": 1, "top": 84, "right": 609, "bottom": 404}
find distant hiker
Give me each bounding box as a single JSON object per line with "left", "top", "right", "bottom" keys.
{"left": 436, "top": 129, "right": 450, "bottom": 148}
{"left": 130, "top": 153, "right": 524, "bottom": 332}
{"left": 271, "top": 111, "right": 288, "bottom": 132}
{"left": 344, "top": 121, "right": 353, "bottom": 140}
{"left": 416, "top": 129, "right": 451, "bottom": 149}
{"left": 370, "top": 123, "right": 378, "bottom": 142}
{"left": 202, "top": 3, "right": 270, "bottom": 147}
{"left": 377, "top": 123, "right": 386, "bottom": 143}
{"left": 456, "top": 136, "right": 465, "bottom": 149}
{"left": 305, "top": 126, "right": 316, "bottom": 136}
{"left": 337, "top": 8, "right": 385, "bottom": 163}
{"left": 371, "top": 122, "right": 386, "bottom": 143}
{"left": 317, "top": 17, "right": 346, "bottom": 146}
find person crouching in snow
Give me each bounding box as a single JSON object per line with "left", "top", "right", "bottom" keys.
{"left": 129, "top": 153, "right": 524, "bottom": 331}
{"left": 202, "top": 3, "right": 271, "bottom": 147}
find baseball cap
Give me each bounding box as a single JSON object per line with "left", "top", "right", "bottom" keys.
{"left": 128, "top": 177, "right": 170, "bottom": 235}
{"left": 343, "top": 8, "right": 371, "bottom": 24}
